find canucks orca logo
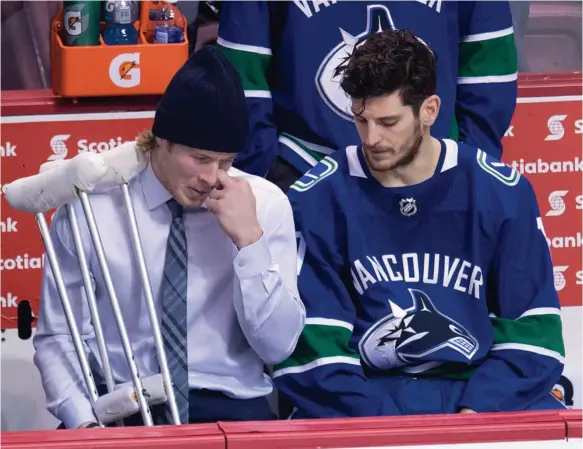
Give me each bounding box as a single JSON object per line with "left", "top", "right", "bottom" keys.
{"left": 315, "top": 5, "right": 396, "bottom": 121}
{"left": 359, "top": 289, "right": 479, "bottom": 371}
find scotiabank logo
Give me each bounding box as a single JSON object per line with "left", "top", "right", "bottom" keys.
{"left": 545, "top": 191, "right": 583, "bottom": 217}
{"left": 49, "top": 134, "right": 71, "bottom": 161}
{"left": 0, "top": 217, "right": 18, "bottom": 233}
{"left": 544, "top": 114, "right": 583, "bottom": 141}
{"left": 546, "top": 190, "right": 569, "bottom": 216}
{"left": 48, "top": 135, "right": 134, "bottom": 159}
{"left": 553, "top": 266, "right": 568, "bottom": 291}
{"left": 545, "top": 115, "right": 568, "bottom": 141}
{"left": 1, "top": 141, "right": 17, "bottom": 157}
{"left": 510, "top": 158, "right": 583, "bottom": 174}
{"left": 0, "top": 254, "right": 44, "bottom": 271}
{"left": 547, "top": 232, "right": 583, "bottom": 249}
{"left": 553, "top": 267, "right": 583, "bottom": 291}
{"left": 1, "top": 293, "right": 21, "bottom": 308}
{"left": 78, "top": 137, "right": 134, "bottom": 153}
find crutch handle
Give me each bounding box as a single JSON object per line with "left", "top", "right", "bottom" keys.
{"left": 94, "top": 374, "right": 168, "bottom": 425}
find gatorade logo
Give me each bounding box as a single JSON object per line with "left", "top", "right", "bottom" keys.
{"left": 64, "top": 10, "right": 83, "bottom": 36}
{"left": 109, "top": 53, "right": 141, "bottom": 88}
{"left": 105, "top": 1, "right": 116, "bottom": 14}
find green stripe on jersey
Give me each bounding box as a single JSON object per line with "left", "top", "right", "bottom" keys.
{"left": 279, "top": 133, "right": 329, "bottom": 167}
{"left": 458, "top": 32, "right": 517, "bottom": 80}
{"left": 448, "top": 116, "right": 459, "bottom": 141}
{"left": 218, "top": 45, "right": 271, "bottom": 92}
{"left": 273, "top": 321, "right": 359, "bottom": 372}
{"left": 491, "top": 312, "right": 564, "bottom": 356}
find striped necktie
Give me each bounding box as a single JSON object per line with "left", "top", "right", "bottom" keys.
{"left": 160, "top": 198, "right": 189, "bottom": 424}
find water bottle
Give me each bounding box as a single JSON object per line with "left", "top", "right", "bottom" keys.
{"left": 103, "top": 0, "right": 139, "bottom": 45}
{"left": 152, "top": 1, "right": 184, "bottom": 44}
{"left": 103, "top": 0, "right": 139, "bottom": 22}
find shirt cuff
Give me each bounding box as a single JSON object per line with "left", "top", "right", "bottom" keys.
{"left": 233, "top": 233, "right": 273, "bottom": 280}
{"left": 59, "top": 396, "right": 97, "bottom": 429}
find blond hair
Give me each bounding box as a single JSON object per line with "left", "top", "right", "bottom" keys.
{"left": 135, "top": 129, "right": 158, "bottom": 153}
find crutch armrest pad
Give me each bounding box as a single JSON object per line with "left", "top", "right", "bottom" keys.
{"left": 4, "top": 142, "right": 148, "bottom": 214}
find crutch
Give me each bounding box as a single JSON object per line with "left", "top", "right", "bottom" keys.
{"left": 66, "top": 204, "right": 120, "bottom": 427}
{"left": 36, "top": 212, "right": 103, "bottom": 424}
{"left": 38, "top": 209, "right": 158, "bottom": 427}
{"left": 75, "top": 191, "right": 154, "bottom": 426}
{"left": 119, "top": 183, "right": 181, "bottom": 425}
{"left": 7, "top": 144, "right": 176, "bottom": 424}
{"left": 76, "top": 186, "right": 180, "bottom": 425}
{"left": 38, "top": 201, "right": 166, "bottom": 426}
{"left": 67, "top": 204, "right": 115, "bottom": 396}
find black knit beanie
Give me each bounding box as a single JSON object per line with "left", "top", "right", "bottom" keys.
{"left": 152, "top": 46, "right": 249, "bottom": 153}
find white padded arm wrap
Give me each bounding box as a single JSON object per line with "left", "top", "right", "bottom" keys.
{"left": 4, "top": 142, "right": 148, "bottom": 213}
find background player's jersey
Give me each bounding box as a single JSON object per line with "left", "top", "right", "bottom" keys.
{"left": 274, "top": 140, "right": 564, "bottom": 418}
{"left": 218, "top": 1, "right": 517, "bottom": 177}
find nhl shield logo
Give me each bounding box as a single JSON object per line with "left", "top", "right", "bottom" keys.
{"left": 315, "top": 5, "right": 396, "bottom": 121}
{"left": 399, "top": 198, "right": 417, "bottom": 216}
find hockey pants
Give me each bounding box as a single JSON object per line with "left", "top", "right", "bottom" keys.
{"left": 370, "top": 375, "right": 566, "bottom": 415}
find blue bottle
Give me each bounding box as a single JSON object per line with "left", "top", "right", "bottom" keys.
{"left": 103, "top": 0, "right": 139, "bottom": 45}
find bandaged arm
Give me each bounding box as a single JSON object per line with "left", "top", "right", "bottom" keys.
{"left": 4, "top": 142, "right": 148, "bottom": 213}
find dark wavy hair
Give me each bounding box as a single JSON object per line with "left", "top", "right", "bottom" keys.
{"left": 335, "top": 29, "right": 437, "bottom": 117}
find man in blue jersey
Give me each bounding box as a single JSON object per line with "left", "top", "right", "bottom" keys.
{"left": 218, "top": 1, "right": 518, "bottom": 192}
{"left": 272, "top": 29, "right": 565, "bottom": 418}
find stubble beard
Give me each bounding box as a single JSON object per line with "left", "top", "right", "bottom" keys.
{"left": 363, "top": 129, "right": 424, "bottom": 173}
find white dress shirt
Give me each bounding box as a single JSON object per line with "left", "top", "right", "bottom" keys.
{"left": 33, "top": 156, "right": 305, "bottom": 429}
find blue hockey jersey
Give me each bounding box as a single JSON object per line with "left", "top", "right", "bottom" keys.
{"left": 217, "top": 1, "right": 518, "bottom": 177}
{"left": 273, "top": 139, "right": 564, "bottom": 418}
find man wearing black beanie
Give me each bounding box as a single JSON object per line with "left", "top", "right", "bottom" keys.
{"left": 33, "top": 46, "right": 306, "bottom": 428}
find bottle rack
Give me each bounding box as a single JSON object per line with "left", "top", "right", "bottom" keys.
{"left": 51, "top": 1, "right": 189, "bottom": 98}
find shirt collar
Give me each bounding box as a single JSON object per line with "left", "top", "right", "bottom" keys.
{"left": 140, "top": 162, "right": 173, "bottom": 212}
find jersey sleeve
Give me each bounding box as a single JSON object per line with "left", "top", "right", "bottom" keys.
{"left": 217, "top": 1, "right": 279, "bottom": 177}
{"left": 458, "top": 179, "right": 565, "bottom": 412}
{"left": 272, "top": 177, "right": 399, "bottom": 418}
{"left": 454, "top": 1, "right": 518, "bottom": 159}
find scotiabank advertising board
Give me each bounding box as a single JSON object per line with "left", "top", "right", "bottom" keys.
{"left": 501, "top": 98, "right": 583, "bottom": 308}
{"left": 0, "top": 98, "right": 582, "bottom": 331}
{"left": 0, "top": 111, "right": 154, "bottom": 330}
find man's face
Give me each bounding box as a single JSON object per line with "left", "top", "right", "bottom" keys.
{"left": 155, "top": 141, "right": 237, "bottom": 208}
{"left": 352, "top": 92, "right": 424, "bottom": 173}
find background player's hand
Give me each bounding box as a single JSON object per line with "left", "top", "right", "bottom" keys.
{"left": 458, "top": 408, "right": 477, "bottom": 414}
{"left": 206, "top": 170, "right": 263, "bottom": 248}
